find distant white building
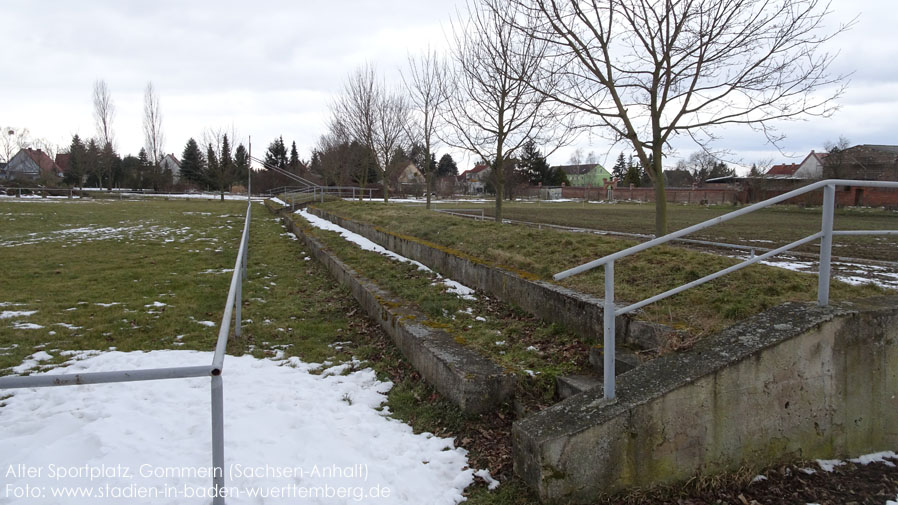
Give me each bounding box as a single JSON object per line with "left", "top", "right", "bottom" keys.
{"left": 793, "top": 150, "right": 828, "bottom": 179}
{"left": 160, "top": 154, "right": 182, "bottom": 182}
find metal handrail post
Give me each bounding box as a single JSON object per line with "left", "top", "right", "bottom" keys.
{"left": 211, "top": 374, "right": 225, "bottom": 505}
{"left": 818, "top": 183, "right": 836, "bottom": 306}
{"left": 604, "top": 261, "right": 616, "bottom": 399}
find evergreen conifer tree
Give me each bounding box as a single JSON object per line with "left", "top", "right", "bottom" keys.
{"left": 180, "top": 138, "right": 206, "bottom": 186}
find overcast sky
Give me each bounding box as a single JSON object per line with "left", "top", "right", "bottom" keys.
{"left": 2, "top": 0, "right": 895, "bottom": 175}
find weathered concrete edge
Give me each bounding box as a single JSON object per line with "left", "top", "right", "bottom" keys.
{"left": 308, "top": 207, "right": 675, "bottom": 350}
{"left": 512, "top": 295, "right": 898, "bottom": 501}
{"left": 280, "top": 213, "right": 516, "bottom": 414}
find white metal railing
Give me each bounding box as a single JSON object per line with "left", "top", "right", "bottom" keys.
{"left": 0, "top": 199, "right": 252, "bottom": 505}
{"left": 554, "top": 179, "right": 898, "bottom": 400}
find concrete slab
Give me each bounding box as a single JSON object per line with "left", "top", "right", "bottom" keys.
{"left": 514, "top": 297, "right": 898, "bottom": 502}
{"left": 555, "top": 374, "right": 603, "bottom": 400}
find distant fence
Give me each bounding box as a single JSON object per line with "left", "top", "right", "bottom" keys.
{"left": 561, "top": 182, "right": 898, "bottom": 208}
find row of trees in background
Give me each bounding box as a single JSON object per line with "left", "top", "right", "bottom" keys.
{"left": 180, "top": 134, "right": 250, "bottom": 197}
{"left": 318, "top": 0, "right": 846, "bottom": 233}
{"left": 20, "top": 79, "right": 252, "bottom": 195}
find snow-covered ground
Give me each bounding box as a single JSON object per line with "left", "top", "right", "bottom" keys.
{"left": 296, "top": 209, "right": 477, "bottom": 301}
{"left": 0, "top": 350, "right": 475, "bottom": 504}
{"left": 725, "top": 252, "right": 898, "bottom": 291}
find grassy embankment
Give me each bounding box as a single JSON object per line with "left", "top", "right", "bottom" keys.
{"left": 430, "top": 199, "right": 898, "bottom": 262}
{"left": 314, "top": 200, "right": 888, "bottom": 340}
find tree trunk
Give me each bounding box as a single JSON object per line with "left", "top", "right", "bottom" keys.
{"left": 425, "top": 144, "right": 432, "bottom": 210}
{"left": 494, "top": 157, "right": 504, "bottom": 223}
{"left": 382, "top": 175, "right": 389, "bottom": 203}
{"left": 652, "top": 157, "right": 668, "bottom": 236}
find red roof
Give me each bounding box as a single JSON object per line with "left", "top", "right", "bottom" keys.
{"left": 24, "top": 149, "right": 62, "bottom": 175}
{"left": 460, "top": 163, "right": 489, "bottom": 178}
{"left": 766, "top": 163, "right": 800, "bottom": 176}
{"left": 55, "top": 153, "right": 71, "bottom": 173}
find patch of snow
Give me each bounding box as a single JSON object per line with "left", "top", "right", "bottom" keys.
{"left": 474, "top": 468, "right": 500, "bottom": 490}
{"left": 144, "top": 301, "right": 167, "bottom": 308}
{"left": 0, "top": 309, "right": 37, "bottom": 319}
{"left": 750, "top": 475, "right": 767, "bottom": 483}
{"left": 849, "top": 451, "right": 898, "bottom": 466}
{"left": 95, "top": 302, "right": 121, "bottom": 307}
{"left": 10, "top": 351, "right": 53, "bottom": 373}
{"left": 199, "top": 268, "right": 234, "bottom": 275}
{"left": 297, "top": 209, "right": 479, "bottom": 301}
{"left": 195, "top": 320, "right": 216, "bottom": 328}
{"left": 816, "top": 459, "right": 846, "bottom": 472}
{"left": 0, "top": 350, "right": 474, "bottom": 504}
{"left": 475, "top": 316, "right": 486, "bottom": 322}
{"left": 12, "top": 322, "right": 43, "bottom": 330}
{"left": 526, "top": 345, "right": 538, "bottom": 352}
{"left": 269, "top": 197, "right": 287, "bottom": 206}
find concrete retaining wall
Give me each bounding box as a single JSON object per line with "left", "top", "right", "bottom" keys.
{"left": 513, "top": 296, "right": 898, "bottom": 502}
{"left": 282, "top": 215, "right": 515, "bottom": 414}
{"left": 308, "top": 208, "right": 672, "bottom": 350}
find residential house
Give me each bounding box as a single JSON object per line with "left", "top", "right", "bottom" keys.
{"left": 793, "top": 150, "right": 828, "bottom": 179}
{"left": 396, "top": 162, "right": 424, "bottom": 185}
{"left": 764, "top": 163, "right": 800, "bottom": 179}
{"left": 4, "top": 148, "right": 62, "bottom": 182}
{"left": 823, "top": 144, "right": 898, "bottom": 181}
{"left": 555, "top": 163, "right": 612, "bottom": 187}
{"left": 160, "top": 154, "right": 182, "bottom": 182}
{"left": 459, "top": 163, "right": 491, "bottom": 194}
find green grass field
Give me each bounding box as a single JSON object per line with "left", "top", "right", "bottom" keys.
{"left": 0, "top": 199, "right": 363, "bottom": 373}
{"left": 427, "top": 199, "right": 898, "bottom": 262}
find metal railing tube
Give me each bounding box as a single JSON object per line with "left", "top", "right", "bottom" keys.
{"left": 617, "top": 232, "right": 824, "bottom": 316}
{"left": 604, "top": 261, "right": 616, "bottom": 399}
{"left": 553, "top": 179, "right": 832, "bottom": 281}
{"left": 211, "top": 374, "right": 225, "bottom": 505}
{"left": 818, "top": 184, "right": 836, "bottom": 306}
{"left": 0, "top": 365, "right": 213, "bottom": 389}
{"left": 211, "top": 202, "right": 252, "bottom": 373}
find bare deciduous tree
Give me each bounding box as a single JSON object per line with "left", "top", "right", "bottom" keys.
{"left": 402, "top": 48, "right": 448, "bottom": 209}
{"left": 330, "top": 64, "right": 380, "bottom": 201}
{"left": 330, "top": 64, "right": 410, "bottom": 202}
{"left": 143, "top": 82, "right": 165, "bottom": 166}
{"left": 502, "top": 0, "right": 850, "bottom": 235}
{"left": 1, "top": 127, "right": 31, "bottom": 163}
{"left": 373, "top": 91, "right": 410, "bottom": 202}
{"left": 443, "top": 0, "right": 570, "bottom": 222}
{"left": 93, "top": 79, "right": 115, "bottom": 149}
{"left": 92, "top": 79, "right": 116, "bottom": 189}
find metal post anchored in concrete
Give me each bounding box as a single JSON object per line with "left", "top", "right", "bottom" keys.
{"left": 604, "top": 261, "right": 616, "bottom": 400}
{"left": 818, "top": 183, "right": 835, "bottom": 306}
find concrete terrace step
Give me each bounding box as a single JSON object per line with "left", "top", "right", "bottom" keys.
{"left": 307, "top": 207, "right": 684, "bottom": 352}
{"left": 276, "top": 210, "right": 515, "bottom": 414}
